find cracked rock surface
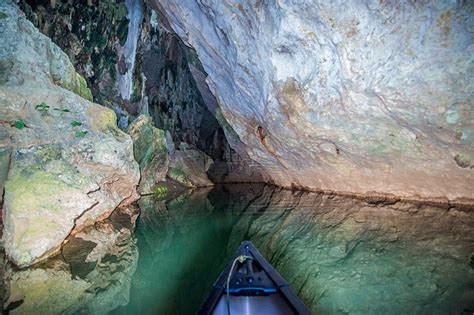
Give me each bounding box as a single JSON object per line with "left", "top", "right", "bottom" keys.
{"left": 3, "top": 206, "right": 139, "bottom": 314}
{"left": 156, "top": 0, "right": 474, "bottom": 202}
{"left": 0, "top": 2, "right": 139, "bottom": 267}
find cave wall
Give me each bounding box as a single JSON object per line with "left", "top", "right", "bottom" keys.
{"left": 0, "top": 1, "right": 140, "bottom": 267}
{"left": 155, "top": 1, "right": 474, "bottom": 202}
{"left": 19, "top": 0, "right": 269, "bottom": 183}
{"left": 140, "top": 13, "right": 269, "bottom": 182}
{"left": 19, "top": 0, "right": 129, "bottom": 105}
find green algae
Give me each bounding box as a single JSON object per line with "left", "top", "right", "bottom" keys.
{"left": 13, "top": 120, "right": 26, "bottom": 129}
{"left": 168, "top": 166, "right": 192, "bottom": 187}
{"left": 0, "top": 147, "right": 11, "bottom": 202}
{"left": 454, "top": 153, "right": 471, "bottom": 168}
{"left": 128, "top": 115, "right": 168, "bottom": 170}
{"left": 75, "top": 130, "right": 88, "bottom": 138}
{"left": 152, "top": 184, "right": 168, "bottom": 199}
{"left": 87, "top": 106, "right": 119, "bottom": 134}
{"left": 37, "top": 144, "right": 62, "bottom": 162}
{"left": 76, "top": 74, "right": 93, "bottom": 101}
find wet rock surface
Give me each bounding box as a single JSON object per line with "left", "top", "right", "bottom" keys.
{"left": 218, "top": 185, "right": 474, "bottom": 314}
{"left": 0, "top": 2, "right": 139, "bottom": 267}
{"left": 168, "top": 145, "right": 214, "bottom": 188}
{"left": 156, "top": 1, "right": 474, "bottom": 201}
{"left": 18, "top": 0, "right": 270, "bottom": 184}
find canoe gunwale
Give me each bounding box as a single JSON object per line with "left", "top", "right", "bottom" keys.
{"left": 198, "top": 241, "right": 312, "bottom": 315}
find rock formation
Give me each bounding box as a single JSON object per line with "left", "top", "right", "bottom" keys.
{"left": 0, "top": 1, "right": 139, "bottom": 267}
{"left": 213, "top": 185, "right": 474, "bottom": 313}
{"left": 127, "top": 115, "right": 168, "bottom": 194}
{"left": 155, "top": 1, "right": 474, "bottom": 202}
{"left": 19, "top": 0, "right": 269, "bottom": 184}
{"left": 168, "top": 144, "right": 214, "bottom": 187}
{"left": 4, "top": 205, "right": 139, "bottom": 314}
{"left": 18, "top": 0, "right": 130, "bottom": 105}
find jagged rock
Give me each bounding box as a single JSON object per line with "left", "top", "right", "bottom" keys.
{"left": 168, "top": 146, "right": 214, "bottom": 188}
{"left": 18, "top": 0, "right": 130, "bottom": 104}
{"left": 4, "top": 205, "right": 139, "bottom": 314}
{"left": 127, "top": 115, "right": 168, "bottom": 194}
{"left": 142, "top": 16, "right": 270, "bottom": 183}
{"left": 19, "top": 1, "right": 271, "bottom": 183}
{"left": 155, "top": 1, "right": 474, "bottom": 202}
{"left": 0, "top": 2, "right": 139, "bottom": 267}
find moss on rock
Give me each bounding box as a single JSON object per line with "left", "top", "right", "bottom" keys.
{"left": 4, "top": 159, "right": 97, "bottom": 266}
{"left": 168, "top": 166, "right": 193, "bottom": 187}
{"left": 127, "top": 115, "right": 169, "bottom": 194}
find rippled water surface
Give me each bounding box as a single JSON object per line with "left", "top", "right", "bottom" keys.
{"left": 4, "top": 185, "right": 474, "bottom": 314}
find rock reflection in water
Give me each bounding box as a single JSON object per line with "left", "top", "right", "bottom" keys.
{"left": 3, "top": 206, "right": 139, "bottom": 315}
{"left": 122, "top": 184, "right": 473, "bottom": 314}
{"left": 3, "top": 185, "right": 473, "bottom": 314}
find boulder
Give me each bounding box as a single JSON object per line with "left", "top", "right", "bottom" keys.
{"left": 4, "top": 206, "right": 139, "bottom": 314}
{"left": 0, "top": 1, "right": 140, "bottom": 267}
{"left": 127, "top": 115, "right": 169, "bottom": 194}
{"left": 168, "top": 145, "right": 214, "bottom": 188}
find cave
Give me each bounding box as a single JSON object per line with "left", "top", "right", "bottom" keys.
{"left": 0, "top": 0, "right": 473, "bottom": 314}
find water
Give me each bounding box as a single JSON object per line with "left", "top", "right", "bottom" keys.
{"left": 3, "top": 185, "right": 474, "bottom": 314}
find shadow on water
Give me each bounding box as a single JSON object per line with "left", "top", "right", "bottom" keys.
{"left": 3, "top": 184, "right": 474, "bottom": 314}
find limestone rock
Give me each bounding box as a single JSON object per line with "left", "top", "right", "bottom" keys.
{"left": 18, "top": 0, "right": 129, "bottom": 104}
{"left": 4, "top": 205, "right": 139, "bottom": 314}
{"left": 0, "top": 2, "right": 139, "bottom": 267}
{"left": 127, "top": 115, "right": 169, "bottom": 194}
{"left": 168, "top": 146, "right": 214, "bottom": 188}
{"left": 155, "top": 1, "right": 474, "bottom": 202}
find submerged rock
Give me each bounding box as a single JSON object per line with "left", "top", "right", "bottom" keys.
{"left": 127, "top": 115, "right": 169, "bottom": 194}
{"left": 155, "top": 1, "right": 474, "bottom": 202}
{"left": 216, "top": 186, "right": 474, "bottom": 313}
{"left": 0, "top": 2, "right": 139, "bottom": 267}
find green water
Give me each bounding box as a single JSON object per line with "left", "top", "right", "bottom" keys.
{"left": 116, "top": 185, "right": 474, "bottom": 314}
{"left": 4, "top": 184, "right": 474, "bottom": 314}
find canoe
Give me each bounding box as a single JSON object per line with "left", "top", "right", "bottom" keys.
{"left": 198, "top": 241, "right": 312, "bottom": 315}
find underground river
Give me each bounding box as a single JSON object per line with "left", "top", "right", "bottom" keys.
{"left": 3, "top": 184, "right": 474, "bottom": 314}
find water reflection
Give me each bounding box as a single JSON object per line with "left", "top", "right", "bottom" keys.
{"left": 3, "top": 184, "right": 474, "bottom": 314}
{"left": 3, "top": 206, "right": 139, "bottom": 314}
{"left": 121, "top": 184, "right": 474, "bottom": 314}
